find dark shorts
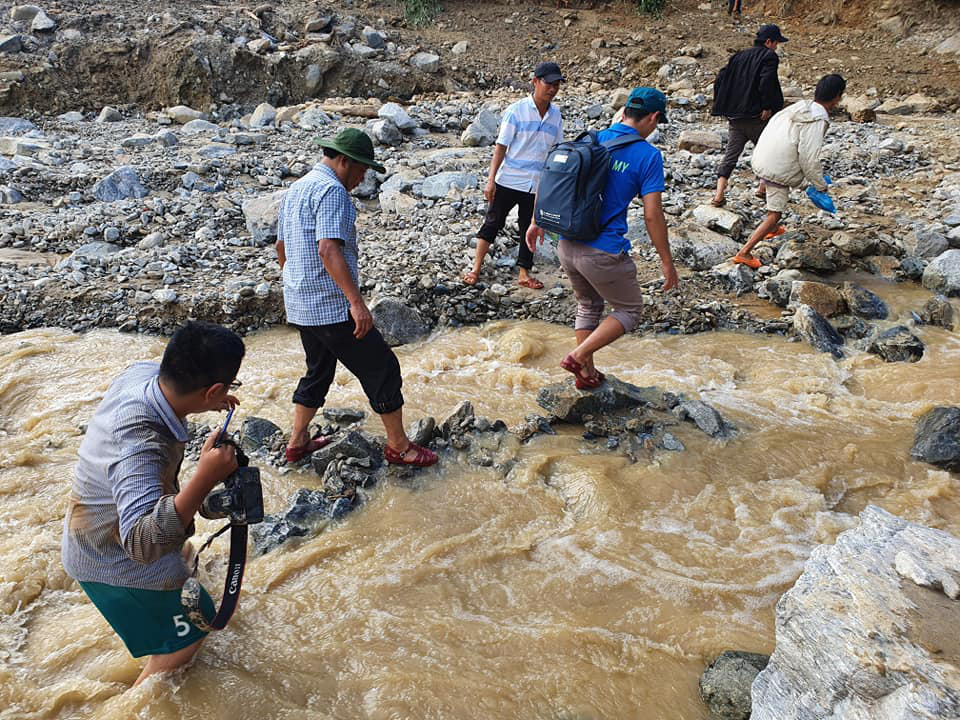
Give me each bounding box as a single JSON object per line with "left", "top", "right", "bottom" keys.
{"left": 476, "top": 183, "right": 536, "bottom": 271}
{"left": 79, "top": 580, "right": 215, "bottom": 658}
{"left": 292, "top": 319, "right": 404, "bottom": 415}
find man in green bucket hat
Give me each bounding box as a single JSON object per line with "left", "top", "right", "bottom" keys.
{"left": 277, "top": 128, "right": 438, "bottom": 468}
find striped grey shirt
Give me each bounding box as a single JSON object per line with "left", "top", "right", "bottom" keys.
{"left": 62, "top": 362, "right": 195, "bottom": 591}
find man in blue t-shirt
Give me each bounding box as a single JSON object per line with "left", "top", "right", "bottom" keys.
{"left": 527, "top": 87, "right": 678, "bottom": 389}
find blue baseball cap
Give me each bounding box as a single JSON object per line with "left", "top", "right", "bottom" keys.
{"left": 625, "top": 87, "right": 669, "bottom": 122}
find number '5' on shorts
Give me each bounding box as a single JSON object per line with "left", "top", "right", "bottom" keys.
{"left": 79, "top": 580, "right": 215, "bottom": 657}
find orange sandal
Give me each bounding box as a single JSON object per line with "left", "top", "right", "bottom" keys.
{"left": 732, "top": 254, "right": 762, "bottom": 269}
{"left": 764, "top": 225, "right": 786, "bottom": 240}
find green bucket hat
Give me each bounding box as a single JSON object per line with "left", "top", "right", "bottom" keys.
{"left": 314, "top": 128, "right": 386, "bottom": 173}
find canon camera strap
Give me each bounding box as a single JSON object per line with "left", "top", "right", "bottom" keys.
{"left": 181, "top": 522, "right": 248, "bottom": 632}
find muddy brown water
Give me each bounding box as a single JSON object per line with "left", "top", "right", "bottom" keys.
{"left": 1, "top": 279, "right": 959, "bottom": 719}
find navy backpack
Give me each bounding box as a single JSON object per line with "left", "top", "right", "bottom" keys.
{"left": 533, "top": 130, "right": 644, "bottom": 241}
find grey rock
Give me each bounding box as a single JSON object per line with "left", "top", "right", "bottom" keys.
{"left": 197, "top": 144, "right": 237, "bottom": 159}
{"left": 242, "top": 190, "right": 286, "bottom": 244}
{"left": 776, "top": 235, "right": 837, "bottom": 273}
{"left": 369, "top": 118, "right": 403, "bottom": 146}
{"left": 240, "top": 416, "right": 282, "bottom": 453}
{"left": 918, "top": 294, "right": 954, "bottom": 330}
{"left": 671, "top": 225, "right": 740, "bottom": 270}
{"left": 421, "top": 171, "right": 477, "bottom": 198}
{"left": 0, "top": 185, "right": 23, "bottom": 203}
{"left": 440, "top": 400, "right": 474, "bottom": 438}
{"left": 699, "top": 651, "right": 769, "bottom": 720}
{"left": 922, "top": 249, "right": 960, "bottom": 296}
{"left": 154, "top": 130, "right": 178, "bottom": 147}
{"left": 759, "top": 269, "right": 805, "bottom": 307}
{"left": 751, "top": 506, "right": 960, "bottom": 720}
{"left": 536, "top": 376, "right": 662, "bottom": 424}
{"left": 461, "top": 108, "right": 500, "bottom": 147}
{"left": 451, "top": 40, "right": 469, "bottom": 54}
{"left": 0, "top": 35, "right": 23, "bottom": 54}
{"left": 677, "top": 129, "right": 722, "bottom": 152}
{"left": 677, "top": 400, "right": 736, "bottom": 438}
{"left": 252, "top": 488, "right": 352, "bottom": 555}
{"left": 840, "top": 282, "right": 888, "bottom": 319}
{"left": 166, "top": 105, "right": 207, "bottom": 124}
{"left": 378, "top": 102, "right": 418, "bottom": 131}
{"left": 92, "top": 166, "right": 148, "bottom": 202}
{"left": 152, "top": 289, "right": 177, "bottom": 304}
{"left": 310, "top": 430, "right": 380, "bottom": 474}
{"left": 0, "top": 116, "right": 37, "bottom": 134}
{"left": 362, "top": 26, "right": 386, "bottom": 49}
{"left": 370, "top": 296, "right": 429, "bottom": 346}
{"left": 181, "top": 118, "right": 219, "bottom": 134}
{"left": 249, "top": 102, "right": 277, "bottom": 128}
{"left": 30, "top": 9, "right": 55, "bottom": 31}
{"left": 70, "top": 241, "right": 120, "bottom": 261}
{"left": 711, "top": 261, "right": 754, "bottom": 295}
{"left": 793, "top": 304, "right": 844, "bottom": 358}
{"left": 322, "top": 408, "right": 366, "bottom": 425}
{"left": 121, "top": 134, "right": 155, "bottom": 148}
{"left": 247, "top": 37, "right": 274, "bottom": 54}
{"left": 904, "top": 228, "right": 949, "bottom": 258}
{"left": 298, "top": 107, "right": 332, "bottom": 129}
{"left": 692, "top": 204, "right": 743, "bottom": 237}
{"left": 410, "top": 51, "right": 440, "bottom": 72}
{"left": 408, "top": 416, "right": 436, "bottom": 446}
{"left": 96, "top": 106, "right": 121, "bottom": 122}
{"left": 10, "top": 5, "right": 41, "bottom": 22}
{"left": 911, "top": 406, "right": 960, "bottom": 471}
{"left": 867, "top": 325, "right": 924, "bottom": 363}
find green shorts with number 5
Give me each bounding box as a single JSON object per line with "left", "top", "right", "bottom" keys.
{"left": 79, "top": 581, "right": 215, "bottom": 658}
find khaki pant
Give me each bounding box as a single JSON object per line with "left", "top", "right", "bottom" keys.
{"left": 557, "top": 237, "right": 644, "bottom": 333}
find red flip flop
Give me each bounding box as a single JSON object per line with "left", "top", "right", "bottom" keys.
{"left": 576, "top": 370, "right": 606, "bottom": 390}
{"left": 384, "top": 442, "right": 438, "bottom": 467}
{"left": 284, "top": 435, "right": 332, "bottom": 464}
{"left": 561, "top": 354, "right": 604, "bottom": 389}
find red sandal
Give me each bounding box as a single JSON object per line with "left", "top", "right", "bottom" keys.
{"left": 284, "top": 435, "right": 332, "bottom": 464}
{"left": 561, "top": 354, "right": 604, "bottom": 389}
{"left": 384, "top": 442, "right": 438, "bottom": 467}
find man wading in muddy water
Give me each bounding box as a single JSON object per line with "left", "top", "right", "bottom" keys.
{"left": 62, "top": 321, "right": 244, "bottom": 685}
{"left": 277, "top": 128, "right": 438, "bottom": 468}
{"left": 463, "top": 61, "right": 565, "bottom": 290}
{"left": 527, "top": 88, "right": 679, "bottom": 388}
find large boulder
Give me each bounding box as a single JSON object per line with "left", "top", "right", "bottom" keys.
{"left": 922, "top": 249, "right": 960, "bottom": 296}
{"left": 166, "top": 105, "right": 207, "bottom": 124}
{"left": 240, "top": 416, "right": 283, "bottom": 453}
{"left": 0, "top": 116, "right": 37, "bottom": 135}
{"left": 904, "top": 228, "right": 949, "bottom": 258}
{"left": 911, "top": 406, "right": 960, "bottom": 471}
{"left": 841, "top": 94, "right": 878, "bottom": 123}
{"left": 249, "top": 102, "right": 277, "bottom": 128}
{"left": 370, "top": 297, "right": 429, "bottom": 346}
{"left": 92, "top": 166, "right": 148, "bottom": 202}
{"left": 368, "top": 118, "right": 403, "bottom": 146}
{"left": 867, "top": 325, "right": 924, "bottom": 363}
{"left": 461, "top": 108, "right": 500, "bottom": 147}
{"left": 699, "top": 651, "right": 770, "bottom": 720}
{"left": 876, "top": 93, "right": 941, "bottom": 115}
{"left": 242, "top": 190, "right": 287, "bottom": 245}
{"left": 751, "top": 506, "right": 960, "bottom": 720}
{"left": 671, "top": 224, "right": 740, "bottom": 270}
{"left": 310, "top": 430, "right": 381, "bottom": 475}
{"left": 536, "top": 375, "right": 662, "bottom": 423}
{"left": 788, "top": 281, "right": 846, "bottom": 318}
{"left": 711, "top": 261, "right": 754, "bottom": 295}
{"left": 792, "top": 304, "right": 844, "bottom": 358}
{"left": 410, "top": 51, "right": 440, "bottom": 72}
{"left": 758, "top": 269, "right": 805, "bottom": 307}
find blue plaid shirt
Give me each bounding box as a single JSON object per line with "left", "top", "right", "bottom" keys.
{"left": 280, "top": 163, "right": 359, "bottom": 326}
{"left": 62, "top": 362, "right": 194, "bottom": 591}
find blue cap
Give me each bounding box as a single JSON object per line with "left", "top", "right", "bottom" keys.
{"left": 625, "top": 87, "right": 668, "bottom": 122}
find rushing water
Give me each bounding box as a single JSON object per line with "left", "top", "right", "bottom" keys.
{"left": 1, "top": 278, "right": 959, "bottom": 720}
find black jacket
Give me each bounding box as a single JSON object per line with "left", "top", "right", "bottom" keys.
{"left": 711, "top": 43, "right": 784, "bottom": 119}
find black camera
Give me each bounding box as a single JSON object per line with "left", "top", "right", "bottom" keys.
{"left": 200, "top": 440, "right": 264, "bottom": 526}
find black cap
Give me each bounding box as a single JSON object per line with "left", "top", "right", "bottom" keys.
{"left": 534, "top": 61, "right": 565, "bottom": 83}
{"left": 756, "top": 24, "right": 789, "bottom": 43}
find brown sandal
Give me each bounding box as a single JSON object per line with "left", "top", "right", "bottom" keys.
{"left": 517, "top": 277, "right": 544, "bottom": 290}
{"left": 463, "top": 270, "right": 479, "bottom": 285}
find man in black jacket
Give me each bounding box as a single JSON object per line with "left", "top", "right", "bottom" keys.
{"left": 710, "top": 24, "right": 787, "bottom": 207}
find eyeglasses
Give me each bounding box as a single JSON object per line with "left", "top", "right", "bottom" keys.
{"left": 228, "top": 379, "right": 243, "bottom": 390}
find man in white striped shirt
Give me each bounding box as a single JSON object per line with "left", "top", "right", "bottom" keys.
{"left": 464, "top": 61, "right": 564, "bottom": 290}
